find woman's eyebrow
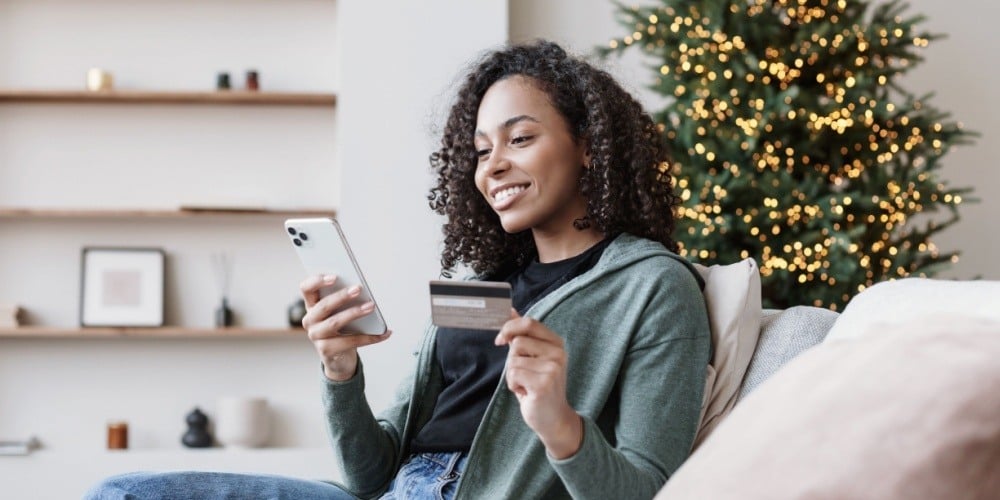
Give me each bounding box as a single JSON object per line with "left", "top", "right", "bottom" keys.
{"left": 475, "top": 114, "right": 540, "bottom": 138}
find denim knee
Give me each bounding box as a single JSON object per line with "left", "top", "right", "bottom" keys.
{"left": 82, "top": 470, "right": 356, "bottom": 500}
{"left": 83, "top": 471, "right": 152, "bottom": 500}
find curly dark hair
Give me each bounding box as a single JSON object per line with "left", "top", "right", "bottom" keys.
{"left": 428, "top": 40, "right": 678, "bottom": 277}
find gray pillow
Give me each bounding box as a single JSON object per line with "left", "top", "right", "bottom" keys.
{"left": 737, "top": 306, "right": 838, "bottom": 400}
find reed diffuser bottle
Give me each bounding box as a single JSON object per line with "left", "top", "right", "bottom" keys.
{"left": 212, "top": 252, "right": 234, "bottom": 327}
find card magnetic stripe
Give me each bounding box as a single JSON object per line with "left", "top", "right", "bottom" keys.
{"left": 429, "top": 283, "right": 511, "bottom": 298}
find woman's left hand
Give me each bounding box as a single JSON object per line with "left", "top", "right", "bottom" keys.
{"left": 495, "top": 310, "right": 583, "bottom": 459}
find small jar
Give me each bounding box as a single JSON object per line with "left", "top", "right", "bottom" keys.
{"left": 245, "top": 70, "right": 259, "bottom": 91}
{"left": 107, "top": 421, "right": 128, "bottom": 450}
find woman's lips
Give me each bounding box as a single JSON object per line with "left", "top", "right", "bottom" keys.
{"left": 492, "top": 184, "right": 529, "bottom": 211}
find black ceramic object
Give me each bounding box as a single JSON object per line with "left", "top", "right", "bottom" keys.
{"left": 182, "top": 407, "right": 212, "bottom": 448}
{"left": 216, "top": 72, "right": 231, "bottom": 90}
{"left": 288, "top": 298, "right": 306, "bottom": 328}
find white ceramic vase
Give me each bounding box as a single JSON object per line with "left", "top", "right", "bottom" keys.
{"left": 214, "top": 396, "right": 270, "bottom": 448}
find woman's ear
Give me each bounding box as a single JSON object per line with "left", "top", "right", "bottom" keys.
{"left": 581, "top": 140, "right": 592, "bottom": 169}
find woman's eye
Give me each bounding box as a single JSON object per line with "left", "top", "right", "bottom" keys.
{"left": 476, "top": 148, "right": 491, "bottom": 158}
{"left": 511, "top": 135, "right": 533, "bottom": 145}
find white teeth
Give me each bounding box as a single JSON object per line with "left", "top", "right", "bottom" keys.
{"left": 494, "top": 185, "right": 526, "bottom": 202}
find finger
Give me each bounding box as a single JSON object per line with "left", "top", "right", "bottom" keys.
{"left": 505, "top": 367, "right": 528, "bottom": 399}
{"left": 312, "top": 332, "right": 392, "bottom": 365}
{"left": 306, "top": 299, "right": 373, "bottom": 339}
{"left": 505, "top": 363, "right": 561, "bottom": 397}
{"left": 507, "top": 336, "right": 567, "bottom": 363}
{"left": 506, "top": 355, "right": 564, "bottom": 377}
{"left": 495, "top": 317, "right": 563, "bottom": 348}
{"left": 300, "top": 274, "right": 337, "bottom": 308}
{"left": 314, "top": 330, "right": 393, "bottom": 353}
{"left": 302, "top": 284, "right": 364, "bottom": 329}
{"left": 495, "top": 316, "right": 534, "bottom": 345}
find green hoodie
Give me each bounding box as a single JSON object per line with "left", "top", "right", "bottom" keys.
{"left": 321, "top": 233, "right": 711, "bottom": 499}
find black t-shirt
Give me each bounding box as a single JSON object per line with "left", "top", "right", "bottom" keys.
{"left": 410, "top": 238, "right": 612, "bottom": 453}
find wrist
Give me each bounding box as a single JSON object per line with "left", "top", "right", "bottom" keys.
{"left": 323, "top": 351, "right": 359, "bottom": 382}
{"left": 324, "top": 366, "right": 355, "bottom": 382}
{"left": 541, "top": 410, "right": 584, "bottom": 460}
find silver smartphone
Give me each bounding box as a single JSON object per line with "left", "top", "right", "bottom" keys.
{"left": 284, "top": 217, "right": 387, "bottom": 335}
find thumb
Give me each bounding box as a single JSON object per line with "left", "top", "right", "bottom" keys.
{"left": 495, "top": 309, "right": 521, "bottom": 347}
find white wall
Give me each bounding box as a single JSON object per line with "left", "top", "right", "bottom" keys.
{"left": 0, "top": 0, "right": 507, "bottom": 497}
{"left": 336, "top": 0, "right": 508, "bottom": 412}
{"left": 510, "top": 0, "right": 1000, "bottom": 280}
{"left": 903, "top": 0, "right": 1000, "bottom": 280}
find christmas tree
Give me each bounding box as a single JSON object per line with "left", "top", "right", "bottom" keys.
{"left": 602, "top": 0, "right": 976, "bottom": 310}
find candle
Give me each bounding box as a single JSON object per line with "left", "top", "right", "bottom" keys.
{"left": 86, "top": 68, "right": 113, "bottom": 91}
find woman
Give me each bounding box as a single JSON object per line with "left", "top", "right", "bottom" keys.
{"left": 87, "top": 40, "right": 710, "bottom": 500}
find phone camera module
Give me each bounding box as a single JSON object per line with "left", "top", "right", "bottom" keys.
{"left": 287, "top": 227, "right": 297, "bottom": 236}
{"left": 293, "top": 238, "right": 302, "bottom": 247}
{"left": 299, "top": 232, "right": 309, "bottom": 241}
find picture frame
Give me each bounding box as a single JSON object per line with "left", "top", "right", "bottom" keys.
{"left": 80, "top": 247, "right": 165, "bottom": 327}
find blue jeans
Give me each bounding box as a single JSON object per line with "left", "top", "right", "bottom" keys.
{"left": 84, "top": 452, "right": 467, "bottom": 500}
{"left": 381, "top": 452, "right": 468, "bottom": 500}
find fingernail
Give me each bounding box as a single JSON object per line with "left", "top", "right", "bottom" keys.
{"left": 360, "top": 301, "right": 374, "bottom": 312}
{"left": 349, "top": 285, "right": 362, "bottom": 296}
{"left": 323, "top": 275, "right": 336, "bottom": 284}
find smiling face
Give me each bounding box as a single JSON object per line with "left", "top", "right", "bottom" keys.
{"left": 473, "top": 75, "right": 591, "bottom": 238}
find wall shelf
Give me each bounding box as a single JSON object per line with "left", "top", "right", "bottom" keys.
{"left": 0, "top": 89, "right": 336, "bottom": 106}
{"left": 0, "top": 207, "right": 337, "bottom": 219}
{"left": 0, "top": 327, "right": 305, "bottom": 339}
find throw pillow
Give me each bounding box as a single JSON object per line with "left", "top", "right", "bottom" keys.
{"left": 825, "top": 277, "right": 1000, "bottom": 343}
{"left": 736, "top": 306, "right": 839, "bottom": 401}
{"left": 690, "top": 258, "right": 761, "bottom": 448}
{"left": 655, "top": 316, "right": 1000, "bottom": 500}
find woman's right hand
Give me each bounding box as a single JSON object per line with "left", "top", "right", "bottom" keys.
{"left": 300, "top": 274, "right": 392, "bottom": 382}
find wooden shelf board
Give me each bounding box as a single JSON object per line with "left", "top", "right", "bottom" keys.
{"left": 0, "top": 207, "right": 336, "bottom": 219}
{"left": 0, "top": 89, "right": 336, "bottom": 106}
{"left": 0, "top": 327, "right": 305, "bottom": 339}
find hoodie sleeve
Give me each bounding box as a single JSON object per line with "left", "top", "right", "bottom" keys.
{"left": 548, "top": 259, "right": 712, "bottom": 499}
{"left": 321, "top": 356, "right": 414, "bottom": 499}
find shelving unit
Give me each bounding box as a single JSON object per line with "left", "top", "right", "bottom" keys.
{"left": 0, "top": 2, "right": 342, "bottom": 494}
{"left": 0, "top": 89, "right": 336, "bottom": 106}
{"left": 0, "top": 207, "right": 337, "bottom": 219}
{"left": 0, "top": 327, "right": 304, "bottom": 339}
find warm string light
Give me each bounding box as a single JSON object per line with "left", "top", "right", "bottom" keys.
{"left": 612, "top": 0, "right": 970, "bottom": 309}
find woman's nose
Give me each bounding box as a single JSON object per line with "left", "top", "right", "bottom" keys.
{"left": 482, "top": 150, "right": 511, "bottom": 177}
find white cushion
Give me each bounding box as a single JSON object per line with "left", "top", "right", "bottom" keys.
{"left": 825, "top": 278, "right": 1000, "bottom": 343}
{"left": 691, "top": 258, "right": 762, "bottom": 448}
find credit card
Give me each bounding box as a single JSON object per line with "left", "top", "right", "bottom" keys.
{"left": 429, "top": 280, "right": 513, "bottom": 331}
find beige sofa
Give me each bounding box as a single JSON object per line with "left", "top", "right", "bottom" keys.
{"left": 660, "top": 277, "right": 1000, "bottom": 500}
